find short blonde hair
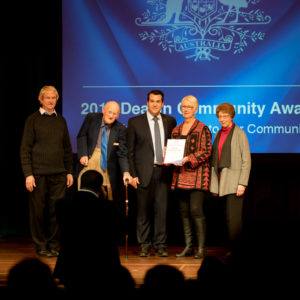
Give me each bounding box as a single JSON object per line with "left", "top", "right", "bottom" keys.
{"left": 216, "top": 103, "right": 235, "bottom": 119}
{"left": 181, "top": 95, "right": 198, "bottom": 111}
{"left": 39, "top": 85, "right": 59, "bottom": 100}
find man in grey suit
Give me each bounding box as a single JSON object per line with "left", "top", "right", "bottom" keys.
{"left": 77, "top": 101, "right": 131, "bottom": 202}
{"left": 127, "top": 90, "right": 177, "bottom": 257}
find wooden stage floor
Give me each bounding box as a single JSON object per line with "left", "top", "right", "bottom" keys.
{"left": 0, "top": 238, "right": 227, "bottom": 287}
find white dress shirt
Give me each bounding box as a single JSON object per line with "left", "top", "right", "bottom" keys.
{"left": 146, "top": 111, "right": 165, "bottom": 164}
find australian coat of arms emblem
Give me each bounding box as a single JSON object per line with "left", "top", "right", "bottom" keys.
{"left": 135, "top": 0, "right": 271, "bottom": 61}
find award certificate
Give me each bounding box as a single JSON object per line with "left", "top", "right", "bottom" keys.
{"left": 164, "top": 139, "right": 186, "bottom": 165}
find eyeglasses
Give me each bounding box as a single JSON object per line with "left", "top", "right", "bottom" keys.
{"left": 181, "top": 105, "right": 194, "bottom": 110}
{"left": 218, "top": 114, "right": 231, "bottom": 119}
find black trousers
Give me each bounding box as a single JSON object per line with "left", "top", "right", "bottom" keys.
{"left": 136, "top": 166, "right": 168, "bottom": 249}
{"left": 29, "top": 173, "right": 67, "bottom": 250}
{"left": 220, "top": 193, "right": 244, "bottom": 246}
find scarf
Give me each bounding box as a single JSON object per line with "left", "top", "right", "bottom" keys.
{"left": 212, "top": 123, "right": 235, "bottom": 176}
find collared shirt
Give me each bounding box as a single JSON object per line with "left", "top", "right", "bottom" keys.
{"left": 96, "top": 119, "right": 111, "bottom": 149}
{"left": 39, "top": 107, "right": 57, "bottom": 116}
{"left": 146, "top": 110, "right": 165, "bottom": 164}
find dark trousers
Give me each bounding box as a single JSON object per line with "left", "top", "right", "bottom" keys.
{"left": 29, "top": 173, "right": 67, "bottom": 250}
{"left": 220, "top": 193, "right": 244, "bottom": 246}
{"left": 136, "top": 166, "right": 168, "bottom": 249}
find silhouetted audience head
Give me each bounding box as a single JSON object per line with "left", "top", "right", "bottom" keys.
{"left": 227, "top": 219, "right": 300, "bottom": 297}
{"left": 141, "top": 265, "right": 185, "bottom": 298}
{"left": 197, "top": 255, "right": 225, "bottom": 279}
{"left": 80, "top": 170, "right": 103, "bottom": 196}
{"left": 109, "top": 265, "right": 137, "bottom": 298}
{"left": 7, "top": 258, "right": 60, "bottom": 299}
{"left": 196, "top": 256, "right": 227, "bottom": 297}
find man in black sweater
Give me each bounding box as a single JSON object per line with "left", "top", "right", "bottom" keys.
{"left": 20, "top": 85, "right": 73, "bottom": 257}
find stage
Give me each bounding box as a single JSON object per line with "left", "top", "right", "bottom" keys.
{"left": 0, "top": 238, "right": 227, "bottom": 287}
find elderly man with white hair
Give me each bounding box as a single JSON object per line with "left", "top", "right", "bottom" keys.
{"left": 77, "top": 101, "right": 132, "bottom": 202}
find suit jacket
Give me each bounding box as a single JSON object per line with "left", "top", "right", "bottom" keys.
{"left": 77, "top": 113, "right": 129, "bottom": 196}
{"left": 127, "top": 113, "right": 177, "bottom": 188}
{"left": 210, "top": 125, "right": 251, "bottom": 197}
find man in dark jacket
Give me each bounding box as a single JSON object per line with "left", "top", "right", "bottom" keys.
{"left": 77, "top": 101, "right": 131, "bottom": 202}
{"left": 127, "top": 90, "right": 177, "bottom": 257}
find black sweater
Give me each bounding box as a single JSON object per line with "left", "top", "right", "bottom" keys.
{"left": 20, "top": 111, "right": 73, "bottom": 177}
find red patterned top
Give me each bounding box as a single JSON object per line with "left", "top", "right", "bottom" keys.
{"left": 171, "top": 119, "right": 212, "bottom": 190}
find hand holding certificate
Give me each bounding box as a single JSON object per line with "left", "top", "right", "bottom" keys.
{"left": 163, "top": 139, "right": 186, "bottom": 165}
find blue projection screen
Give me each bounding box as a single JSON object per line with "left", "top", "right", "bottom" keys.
{"left": 62, "top": 0, "right": 300, "bottom": 153}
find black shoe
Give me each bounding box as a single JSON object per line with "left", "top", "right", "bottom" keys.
{"left": 48, "top": 249, "right": 59, "bottom": 257}
{"left": 36, "top": 249, "right": 50, "bottom": 257}
{"left": 155, "top": 248, "right": 168, "bottom": 257}
{"left": 139, "top": 247, "right": 150, "bottom": 257}
{"left": 36, "top": 248, "right": 59, "bottom": 258}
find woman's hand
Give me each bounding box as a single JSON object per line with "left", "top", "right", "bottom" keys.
{"left": 236, "top": 185, "right": 246, "bottom": 197}
{"left": 182, "top": 156, "right": 189, "bottom": 164}
{"left": 174, "top": 156, "right": 189, "bottom": 166}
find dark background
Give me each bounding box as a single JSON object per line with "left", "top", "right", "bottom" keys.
{"left": 2, "top": 1, "right": 300, "bottom": 246}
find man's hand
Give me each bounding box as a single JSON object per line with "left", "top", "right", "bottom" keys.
{"left": 25, "top": 175, "right": 36, "bottom": 192}
{"left": 80, "top": 156, "right": 89, "bottom": 166}
{"left": 67, "top": 174, "right": 74, "bottom": 188}
{"left": 130, "top": 177, "right": 140, "bottom": 189}
{"left": 123, "top": 172, "right": 132, "bottom": 185}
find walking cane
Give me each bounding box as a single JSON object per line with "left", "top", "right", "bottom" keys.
{"left": 125, "top": 178, "right": 129, "bottom": 259}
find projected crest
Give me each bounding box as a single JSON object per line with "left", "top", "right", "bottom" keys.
{"left": 135, "top": 0, "right": 271, "bottom": 61}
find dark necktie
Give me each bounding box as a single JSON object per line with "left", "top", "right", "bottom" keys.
{"left": 153, "top": 116, "right": 163, "bottom": 163}
{"left": 101, "top": 125, "right": 107, "bottom": 171}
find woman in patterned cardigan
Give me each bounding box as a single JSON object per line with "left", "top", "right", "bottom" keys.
{"left": 170, "top": 95, "right": 212, "bottom": 259}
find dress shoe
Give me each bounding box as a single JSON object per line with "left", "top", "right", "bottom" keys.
{"left": 48, "top": 249, "right": 59, "bottom": 257}
{"left": 155, "top": 248, "right": 168, "bottom": 257}
{"left": 36, "top": 249, "right": 50, "bottom": 257}
{"left": 36, "top": 248, "right": 59, "bottom": 258}
{"left": 139, "top": 247, "right": 150, "bottom": 257}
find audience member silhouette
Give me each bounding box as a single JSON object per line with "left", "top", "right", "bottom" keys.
{"left": 110, "top": 265, "right": 137, "bottom": 298}
{"left": 197, "top": 256, "right": 227, "bottom": 298}
{"left": 182, "top": 256, "right": 227, "bottom": 297}
{"left": 226, "top": 219, "right": 300, "bottom": 298}
{"left": 140, "top": 265, "right": 185, "bottom": 298}
{"left": 3, "top": 219, "right": 299, "bottom": 298}
{"left": 7, "top": 258, "right": 63, "bottom": 299}
{"left": 4, "top": 189, "right": 299, "bottom": 299}
{"left": 53, "top": 170, "right": 125, "bottom": 296}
